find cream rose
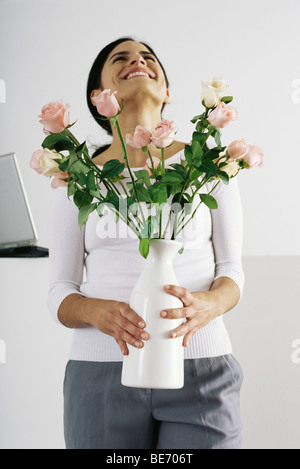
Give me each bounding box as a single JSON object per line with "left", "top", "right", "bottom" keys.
{"left": 214, "top": 153, "right": 240, "bottom": 179}
{"left": 38, "top": 148, "right": 61, "bottom": 176}
{"left": 219, "top": 158, "right": 240, "bottom": 178}
{"left": 201, "top": 77, "right": 228, "bottom": 108}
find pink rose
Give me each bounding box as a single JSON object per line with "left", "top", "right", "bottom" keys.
{"left": 243, "top": 143, "right": 264, "bottom": 169}
{"left": 208, "top": 102, "right": 238, "bottom": 128}
{"left": 227, "top": 139, "right": 249, "bottom": 160}
{"left": 126, "top": 126, "right": 152, "bottom": 149}
{"left": 38, "top": 99, "right": 70, "bottom": 133}
{"left": 143, "top": 156, "right": 161, "bottom": 175}
{"left": 92, "top": 89, "right": 120, "bottom": 118}
{"left": 51, "top": 171, "right": 69, "bottom": 189}
{"left": 150, "top": 120, "right": 176, "bottom": 148}
{"left": 30, "top": 150, "right": 43, "bottom": 174}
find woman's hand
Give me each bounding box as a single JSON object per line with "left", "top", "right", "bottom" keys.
{"left": 58, "top": 294, "right": 148, "bottom": 357}
{"left": 88, "top": 299, "right": 149, "bottom": 356}
{"left": 160, "top": 278, "right": 240, "bottom": 347}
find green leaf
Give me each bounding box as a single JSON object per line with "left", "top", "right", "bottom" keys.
{"left": 178, "top": 245, "right": 184, "bottom": 254}
{"left": 55, "top": 139, "right": 74, "bottom": 152}
{"left": 78, "top": 173, "right": 87, "bottom": 186}
{"left": 96, "top": 203, "right": 106, "bottom": 217}
{"left": 192, "top": 131, "right": 209, "bottom": 147}
{"left": 191, "top": 140, "right": 203, "bottom": 159}
{"left": 42, "top": 133, "right": 74, "bottom": 152}
{"left": 134, "top": 169, "right": 151, "bottom": 187}
{"left": 190, "top": 114, "right": 204, "bottom": 124}
{"left": 78, "top": 203, "right": 98, "bottom": 226}
{"left": 147, "top": 216, "right": 159, "bottom": 237}
{"left": 59, "top": 160, "right": 69, "bottom": 172}
{"left": 200, "top": 193, "right": 218, "bottom": 209}
{"left": 184, "top": 144, "right": 193, "bottom": 165}
{"left": 203, "top": 149, "right": 221, "bottom": 160}
{"left": 197, "top": 159, "right": 218, "bottom": 176}
{"left": 101, "top": 159, "right": 125, "bottom": 179}
{"left": 218, "top": 170, "right": 230, "bottom": 185}
{"left": 213, "top": 128, "right": 222, "bottom": 147}
{"left": 221, "top": 96, "right": 233, "bottom": 104}
{"left": 105, "top": 194, "right": 120, "bottom": 211}
{"left": 190, "top": 168, "right": 203, "bottom": 181}
{"left": 169, "top": 163, "right": 187, "bottom": 177}
{"left": 71, "top": 159, "right": 91, "bottom": 174}
{"left": 171, "top": 193, "right": 188, "bottom": 212}
{"left": 67, "top": 182, "right": 76, "bottom": 198}
{"left": 148, "top": 183, "right": 167, "bottom": 204}
{"left": 238, "top": 160, "right": 249, "bottom": 169}
{"left": 73, "top": 188, "right": 93, "bottom": 209}
{"left": 139, "top": 238, "right": 150, "bottom": 259}
{"left": 89, "top": 188, "right": 101, "bottom": 199}
{"left": 161, "top": 171, "right": 184, "bottom": 184}
{"left": 76, "top": 141, "right": 88, "bottom": 154}
{"left": 135, "top": 183, "right": 150, "bottom": 202}
{"left": 86, "top": 171, "right": 97, "bottom": 191}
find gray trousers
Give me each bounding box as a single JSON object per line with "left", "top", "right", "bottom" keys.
{"left": 63, "top": 355, "right": 243, "bottom": 449}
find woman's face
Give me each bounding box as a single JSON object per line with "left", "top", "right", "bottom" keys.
{"left": 92, "top": 40, "right": 170, "bottom": 108}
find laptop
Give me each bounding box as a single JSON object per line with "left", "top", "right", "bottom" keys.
{"left": 0, "top": 152, "right": 48, "bottom": 257}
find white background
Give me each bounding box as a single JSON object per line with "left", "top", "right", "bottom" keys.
{"left": 0, "top": 0, "right": 299, "bottom": 449}
{"left": 0, "top": 0, "right": 299, "bottom": 255}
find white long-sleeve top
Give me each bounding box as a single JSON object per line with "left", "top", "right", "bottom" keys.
{"left": 47, "top": 150, "right": 244, "bottom": 362}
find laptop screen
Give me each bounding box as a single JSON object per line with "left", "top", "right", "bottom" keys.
{"left": 0, "top": 153, "right": 37, "bottom": 248}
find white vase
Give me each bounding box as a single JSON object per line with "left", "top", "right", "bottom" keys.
{"left": 121, "top": 239, "right": 184, "bottom": 389}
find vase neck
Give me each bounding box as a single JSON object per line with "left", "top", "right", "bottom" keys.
{"left": 148, "top": 239, "right": 182, "bottom": 262}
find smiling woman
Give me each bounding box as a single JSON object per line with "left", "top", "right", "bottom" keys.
{"left": 48, "top": 36, "right": 245, "bottom": 450}
{"left": 86, "top": 37, "right": 173, "bottom": 162}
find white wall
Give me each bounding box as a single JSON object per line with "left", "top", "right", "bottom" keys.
{"left": 0, "top": 0, "right": 299, "bottom": 449}
{"left": 0, "top": 0, "right": 299, "bottom": 255}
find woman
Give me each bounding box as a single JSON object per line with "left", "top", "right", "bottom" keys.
{"left": 48, "top": 36, "right": 244, "bottom": 449}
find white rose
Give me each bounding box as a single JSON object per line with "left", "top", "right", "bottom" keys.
{"left": 214, "top": 155, "right": 239, "bottom": 178}
{"left": 217, "top": 157, "right": 240, "bottom": 178}
{"left": 38, "top": 148, "right": 60, "bottom": 176}
{"left": 201, "top": 77, "right": 228, "bottom": 108}
{"left": 221, "top": 160, "right": 240, "bottom": 178}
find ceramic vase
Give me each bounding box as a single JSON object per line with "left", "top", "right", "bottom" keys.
{"left": 121, "top": 239, "right": 184, "bottom": 389}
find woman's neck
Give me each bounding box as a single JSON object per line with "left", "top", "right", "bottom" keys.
{"left": 109, "top": 104, "right": 163, "bottom": 167}
{"left": 94, "top": 102, "right": 186, "bottom": 168}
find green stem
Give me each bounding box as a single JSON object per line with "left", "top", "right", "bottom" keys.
{"left": 161, "top": 147, "right": 165, "bottom": 175}
{"left": 64, "top": 128, "right": 80, "bottom": 147}
{"left": 114, "top": 118, "right": 146, "bottom": 227}
{"left": 147, "top": 148, "right": 154, "bottom": 168}
{"left": 159, "top": 205, "right": 163, "bottom": 238}
{"left": 147, "top": 149, "right": 158, "bottom": 182}
{"left": 176, "top": 181, "right": 220, "bottom": 236}
{"left": 171, "top": 212, "right": 178, "bottom": 240}
{"left": 162, "top": 210, "right": 172, "bottom": 238}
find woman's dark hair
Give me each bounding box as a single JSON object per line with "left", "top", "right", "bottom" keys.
{"left": 86, "top": 36, "right": 170, "bottom": 157}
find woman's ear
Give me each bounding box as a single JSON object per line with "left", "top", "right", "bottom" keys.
{"left": 164, "top": 89, "right": 171, "bottom": 104}
{"left": 90, "top": 89, "right": 102, "bottom": 106}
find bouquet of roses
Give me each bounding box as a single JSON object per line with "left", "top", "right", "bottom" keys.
{"left": 30, "top": 78, "right": 263, "bottom": 258}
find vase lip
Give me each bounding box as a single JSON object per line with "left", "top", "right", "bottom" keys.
{"left": 149, "top": 238, "right": 182, "bottom": 248}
